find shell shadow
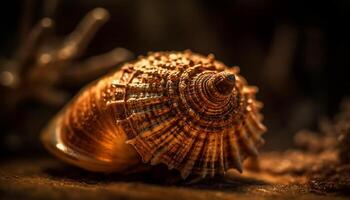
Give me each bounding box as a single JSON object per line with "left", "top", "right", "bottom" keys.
{"left": 43, "top": 161, "right": 268, "bottom": 191}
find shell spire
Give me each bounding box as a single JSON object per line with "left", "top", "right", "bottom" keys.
{"left": 210, "top": 72, "right": 236, "bottom": 96}
{"left": 41, "top": 51, "right": 266, "bottom": 179}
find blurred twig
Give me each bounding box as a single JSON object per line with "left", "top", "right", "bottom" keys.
{"left": 0, "top": 7, "right": 133, "bottom": 111}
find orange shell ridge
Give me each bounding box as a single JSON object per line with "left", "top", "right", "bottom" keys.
{"left": 41, "top": 50, "right": 267, "bottom": 179}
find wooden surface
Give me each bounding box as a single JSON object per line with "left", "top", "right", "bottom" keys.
{"left": 1, "top": 156, "right": 348, "bottom": 200}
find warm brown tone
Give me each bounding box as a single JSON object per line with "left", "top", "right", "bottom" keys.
{"left": 41, "top": 51, "right": 266, "bottom": 179}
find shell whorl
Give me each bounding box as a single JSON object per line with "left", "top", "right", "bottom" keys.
{"left": 179, "top": 69, "right": 240, "bottom": 131}
{"left": 118, "top": 51, "right": 266, "bottom": 178}
{"left": 42, "top": 51, "right": 266, "bottom": 179}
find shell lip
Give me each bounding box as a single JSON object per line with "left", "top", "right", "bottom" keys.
{"left": 41, "top": 117, "right": 120, "bottom": 173}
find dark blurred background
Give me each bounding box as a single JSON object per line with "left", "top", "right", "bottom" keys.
{"left": 0, "top": 0, "right": 349, "bottom": 158}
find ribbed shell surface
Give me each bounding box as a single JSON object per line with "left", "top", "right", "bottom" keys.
{"left": 42, "top": 51, "right": 266, "bottom": 179}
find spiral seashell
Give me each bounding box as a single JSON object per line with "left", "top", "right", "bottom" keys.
{"left": 41, "top": 51, "right": 266, "bottom": 179}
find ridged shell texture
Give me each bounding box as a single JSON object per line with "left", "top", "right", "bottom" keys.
{"left": 42, "top": 51, "right": 266, "bottom": 179}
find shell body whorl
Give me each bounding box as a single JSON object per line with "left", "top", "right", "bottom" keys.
{"left": 41, "top": 51, "right": 266, "bottom": 179}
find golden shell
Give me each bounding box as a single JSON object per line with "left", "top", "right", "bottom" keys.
{"left": 41, "top": 50, "right": 266, "bottom": 179}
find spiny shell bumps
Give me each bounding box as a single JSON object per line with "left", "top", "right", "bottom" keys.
{"left": 41, "top": 51, "right": 266, "bottom": 179}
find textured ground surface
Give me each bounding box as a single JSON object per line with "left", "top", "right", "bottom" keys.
{"left": 1, "top": 155, "right": 349, "bottom": 200}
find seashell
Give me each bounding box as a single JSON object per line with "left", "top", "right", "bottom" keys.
{"left": 41, "top": 50, "right": 266, "bottom": 179}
